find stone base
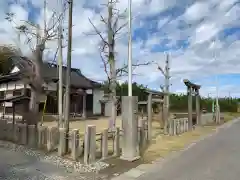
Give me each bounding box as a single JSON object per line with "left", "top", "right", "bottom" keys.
{"left": 120, "top": 155, "right": 141, "bottom": 162}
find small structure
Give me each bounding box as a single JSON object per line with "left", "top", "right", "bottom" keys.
{"left": 99, "top": 94, "right": 121, "bottom": 116}
{"left": 138, "top": 89, "right": 164, "bottom": 114}
{"left": 183, "top": 79, "right": 201, "bottom": 129}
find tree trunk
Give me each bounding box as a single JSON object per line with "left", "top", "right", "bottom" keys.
{"left": 27, "top": 45, "right": 44, "bottom": 126}
{"left": 107, "top": 3, "right": 117, "bottom": 130}
{"left": 28, "top": 89, "right": 40, "bottom": 125}
{"left": 109, "top": 56, "right": 117, "bottom": 129}
{"left": 163, "top": 94, "right": 169, "bottom": 134}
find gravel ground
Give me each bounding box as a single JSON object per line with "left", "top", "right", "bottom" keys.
{"left": 0, "top": 140, "right": 109, "bottom": 180}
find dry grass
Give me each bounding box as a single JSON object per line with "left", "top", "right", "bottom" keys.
{"left": 222, "top": 112, "right": 240, "bottom": 122}
{"left": 143, "top": 112, "right": 240, "bottom": 163}
{"left": 143, "top": 126, "right": 217, "bottom": 163}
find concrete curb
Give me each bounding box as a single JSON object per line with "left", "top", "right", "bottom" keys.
{"left": 111, "top": 118, "right": 240, "bottom": 180}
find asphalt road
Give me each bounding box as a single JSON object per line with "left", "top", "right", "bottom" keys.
{"left": 138, "top": 119, "right": 240, "bottom": 180}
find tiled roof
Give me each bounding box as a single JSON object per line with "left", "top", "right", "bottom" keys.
{"left": 0, "top": 56, "right": 102, "bottom": 89}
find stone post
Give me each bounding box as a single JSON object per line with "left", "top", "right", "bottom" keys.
{"left": 181, "top": 119, "right": 184, "bottom": 133}
{"left": 120, "top": 96, "right": 140, "bottom": 161}
{"left": 187, "top": 87, "right": 193, "bottom": 130}
{"left": 168, "top": 119, "right": 173, "bottom": 135}
{"left": 101, "top": 128, "right": 108, "bottom": 159}
{"left": 71, "top": 129, "right": 80, "bottom": 161}
{"left": 28, "top": 125, "right": 37, "bottom": 148}
{"left": 18, "top": 123, "right": 27, "bottom": 145}
{"left": 196, "top": 89, "right": 201, "bottom": 125}
{"left": 216, "top": 106, "right": 221, "bottom": 124}
{"left": 13, "top": 123, "right": 19, "bottom": 143}
{"left": 176, "top": 120, "right": 180, "bottom": 135}
{"left": 58, "top": 128, "right": 67, "bottom": 156}
{"left": 147, "top": 94, "right": 152, "bottom": 140}
{"left": 38, "top": 126, "right": 47, "bottom": 149}
{"left": 139, "top": 119, "right": 147, "bottom": 154}
{"left": 0, "top": 119, "right": 7, "bottom": 140}
{"left": 173, "top": 120, "right": 177, "bottom": 136}
{"left": 82, "top": 93, "right": 87, "bottom": 119}
{"left": 84, "top": 125, "right": 96, "bottom": 164}
{"left": 113, "top": 127, "right": 120, "bottom": 157}
{"left": 47, "top": 127, "right": 55, "bottom": 152}
{"left": 183, "top": 119, "right": 187, "bottom": 132}
{"left": 6, "top": 121, "right": 13, "bottom": 141}
{"left": 179, "top": 120, "right": 182, "bottom": 134}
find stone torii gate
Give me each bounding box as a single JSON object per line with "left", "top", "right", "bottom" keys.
{"left": 183, "top": 79, "right": 201, "bottom": 129}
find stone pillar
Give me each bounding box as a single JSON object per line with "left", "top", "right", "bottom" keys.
{"left": 196, "top": 89, "right": 201, "bottom": 125}
{"left": 175, "top": 120, "right": 178, "bottom": 135}
{"left": 173, "top": 120, "right": 177, "bottom": 136}
{"left": 82, "top": 93, "right": 87, "bottom": 119}
{"left": 47, "top": 127, "right": 56, "bottom": 152}
{"left": 139, "top": 119, "right": 147, "bottom": 154}
{"left": 18, "top": 123, "right": 27, "bottom": 145}
{"left": 183, "top": 119, "right": 187, "bottom": 132}
{"left": 187, "top": 87, "right": 193, "bottom": 130}
{"left": 38, "top": 126, "right": 47, "bottom": 149}
{"left": 216, "top": 106, "right": 221, "bottom": 124}
{"left": 71, "top": 129, "right": 80, "bottom": 160}
{"left": 120, "top": 96, "right": 140, "bottom": 161}
{"left": 113, "top": 127, "right": 120, "bottom": 157}
{"left": 181, "top": 119, "right": 184, "bottom": 133}
{"left": 168, "top": 119, "right": 173, "bottom": 135}
{"left": 179, "top": 120, "right": 182, "bottom": 134}
{"left": 13, "top": 123, "right": 19, "bottom": 143}
{"left": 84, "top": 125, "right": 96, "bottom": 164}
{"left": 0, "top": 119, "right": 7, "bottom": 140}
{"left": 6, "top": 121, "right": 13, "bottom": 141}
{"left": 101, "top": 128, "right": 108, "bottom": 159}
{"left": 147, "top": 94, "right": 152, "bottom": 140}
{"left": 58, "top": 128, "right": 67, "bottom": 156}
{"left": 28, "top": 125, "right": 37, "bottom": 148}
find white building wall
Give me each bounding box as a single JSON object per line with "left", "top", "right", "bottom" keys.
{"left": 4, "top": 90, "right": 13, "bottom": 107}
{"left": 93, "top": 89, "right": 104, "bottom": 115}
{"left": 0, "top": 81, "right": 57, "bottom": 106}
{"left": 105, "top": 101, "right": 113, "bottom": 117}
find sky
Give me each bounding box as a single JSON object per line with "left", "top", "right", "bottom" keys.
{"left": 0, "top": 0, "right": 239, "bottom": 98}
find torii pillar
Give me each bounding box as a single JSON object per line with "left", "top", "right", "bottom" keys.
{"left": 184, "top": 79, "right": 201, "bottom": 129}
{"left": 187, "top": 86, "right": 193, "bottom": 129}
{"left": 195, "top": 89, "right": 201, "bottom": 125}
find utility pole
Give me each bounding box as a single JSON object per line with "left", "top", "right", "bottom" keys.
{"left": 213, "top": 40, "right": 220, "bottom": 124}
{"left": 64, "top": 0, "right": 73, "bottom": 151}
{"left": 58, "top": 0, "right": 63, "bottom": 128}
{"left": 128, "top": 0, "right": 132, "bottom": 96}
{"left": 164, "top": 53, "right": 170, "bottom": 133}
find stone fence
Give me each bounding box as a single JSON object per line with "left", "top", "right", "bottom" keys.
{"left": 167, "top": 118, "right": 189, "bottom": 136}
{"left": 0, "top": 118, "right": 149, "bottom": 164}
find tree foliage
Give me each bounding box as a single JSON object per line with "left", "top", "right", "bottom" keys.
{"left": 102, "top": 81, "right": 239, "bottom": 112}
{"left": 0, "top": 45, "right": 18, "bottom": 75}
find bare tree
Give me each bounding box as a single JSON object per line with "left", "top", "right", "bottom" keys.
{"left": 156, "top": 53, "right": 171, "bottom": 132}
{"left": 6, "top": 0, "right": 67, "bottom": 125}
{"left": 89, "top": 0, "right": 150, "bottom": 129}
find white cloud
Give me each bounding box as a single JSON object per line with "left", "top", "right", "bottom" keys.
{"left": 183, "top": 2, "right": 210, "bottom": 22}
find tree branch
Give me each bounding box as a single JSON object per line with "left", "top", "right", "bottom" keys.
{"left": 88, "top": 18, "right": 108, "bottom": 45}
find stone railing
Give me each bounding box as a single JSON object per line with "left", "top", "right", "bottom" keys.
{"left": 167, "top": 118, "right": 189, "bottom": 136}
{"left": 0, "top": 118, "right": 149, "bottom": 164}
